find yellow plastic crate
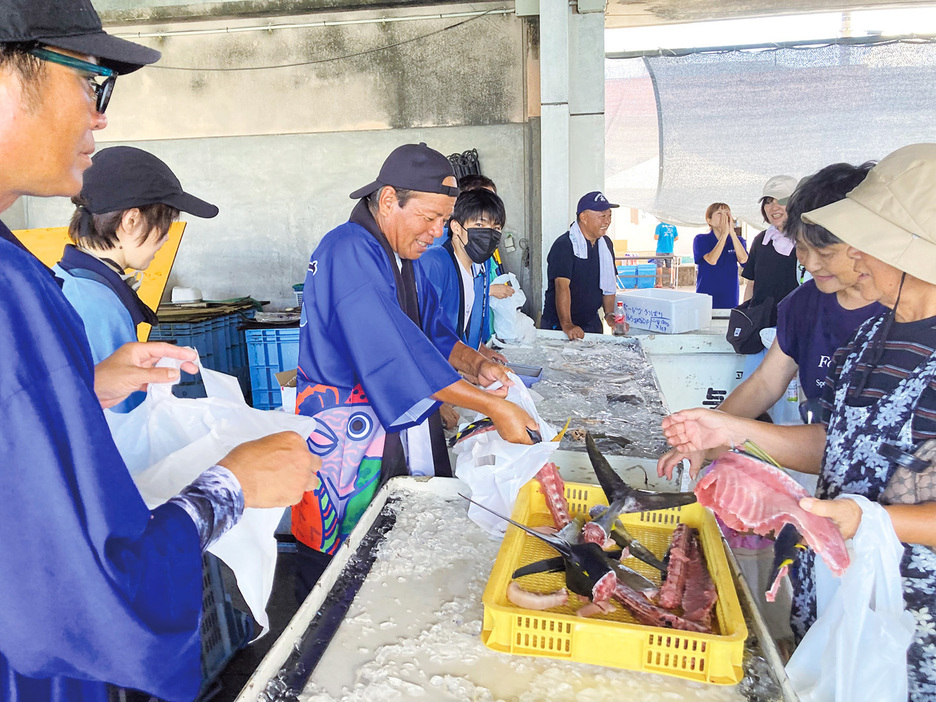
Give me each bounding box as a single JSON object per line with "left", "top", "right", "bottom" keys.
{"left": 481, "top": 480, "right": 747, "bottom": 685}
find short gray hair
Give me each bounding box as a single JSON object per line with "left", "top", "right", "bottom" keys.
{"left": 365, "top": 186, "right": 416, "bottom": 216}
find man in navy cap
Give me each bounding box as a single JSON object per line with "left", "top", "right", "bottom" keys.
{"left": 0, "top": 2, "right": 318, "bottom": 700}
{"left": 291, "top": 143, "right": 539, "bottom": 598}
{"left": 541, "top": 191, "right": 622, "bottom": 339}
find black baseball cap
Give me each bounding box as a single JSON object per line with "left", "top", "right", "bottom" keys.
{"left": 81, "top": 146, "right": 219, "bottom": 218}
{"left": 1, "top": 0, "right": 160, "bottom": 74}
{"left": 350, "top": 143, "right": 459, "bottom": 200}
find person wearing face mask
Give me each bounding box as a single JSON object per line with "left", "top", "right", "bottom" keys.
{"left": 291, "top": 144, "right": 539, "bottom": 600}
{"left": 417, "top": 188, "right": 507, "bottom": 361}
{"left": 541, "top": 191, "right": 622, "bottom": 340}
{"left": 54, "top": 146, "right": 219, "bottom": 412}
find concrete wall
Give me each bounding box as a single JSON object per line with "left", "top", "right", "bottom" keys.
{"left": 22, "top": 126, "right": 531, "bottom": 309}
{"left": 19, "top": 3, "right": 539, "bottom": 310}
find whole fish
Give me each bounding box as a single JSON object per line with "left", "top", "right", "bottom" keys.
{"left": 584, "top": 503, "right": 666, "bottom": 573}
{"left": 586, "top": 432, "right": 697, "bottom": 517}
{"left": 460, "top": 495, "right": 617, "bottom": 605}
{"left": 766, "top": 522, "right": 807, "bottom": 603}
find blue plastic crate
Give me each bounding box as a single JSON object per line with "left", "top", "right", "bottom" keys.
{"left": 200, "top": 554, "right": 252, "bottom": 697}
{"left": 150, "top": 313, "right": 251, "bottom": 400}
{"left": 246, "top": 328, "right": 300, "bottom": 410}
{"left": 616, "top": 263, "right": 656, "bottom": 290}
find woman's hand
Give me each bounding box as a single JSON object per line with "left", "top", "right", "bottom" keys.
{"left": 490, "top": 283, "right": 515, "bottom": 300}
{"left": 661, "top": 409, "right": 735, "bottom": 453}
{"left": 657, "top": 447, "right": 706, "bottom": 480}
{"left": 800, "top": 497, "right": 862, "bottom": 540}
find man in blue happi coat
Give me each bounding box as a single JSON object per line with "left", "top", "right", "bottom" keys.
{"left": 292, "top": 143, "right": 540, "bottom": 596}
{"left": 0, "top": 2, "right": 319, "bottom": 700}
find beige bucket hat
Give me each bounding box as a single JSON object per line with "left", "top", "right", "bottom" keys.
{"left": 802, "top": 143, "right": 936, "bottom": 285}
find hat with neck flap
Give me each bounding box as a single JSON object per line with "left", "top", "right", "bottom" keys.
{"left": 802, "top": 143, "right": 936, "bottom": 286}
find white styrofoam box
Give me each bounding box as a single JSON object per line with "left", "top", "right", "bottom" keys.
{"left": 616, "top": 289, "right": 713, "bottom": 334}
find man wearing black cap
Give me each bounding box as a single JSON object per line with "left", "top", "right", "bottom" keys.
{"left": 541, "top": 191, "right": 622, "bottom": 339}
{"left": 292, "top": 143, "right": 539, "bottom": 597}
{"left": 0, "top": 2, "right": 318, "bottom": 700}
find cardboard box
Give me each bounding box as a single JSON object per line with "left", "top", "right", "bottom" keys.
{"left": 617, "top": 289, "right": 713, "bottom": 334}
{"left": 275, "top": 369, "right": 297, "bottom": 412}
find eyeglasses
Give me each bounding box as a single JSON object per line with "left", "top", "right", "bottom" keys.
{"left": 29, "top": 47, "right": 117, "bottom": 114}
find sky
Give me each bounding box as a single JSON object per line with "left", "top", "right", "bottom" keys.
{"left": 605, "top": 7, "right": 936, "bottom": 54}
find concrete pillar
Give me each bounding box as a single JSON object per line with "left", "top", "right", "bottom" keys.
{"left": 568, "top": 9, "right": 606, "bottom": 209}
{"left": 539, "top": 0, "right": 571, "bottom": 299}
{"left": 536, "top": 0, "right": 606, "bottom": 315}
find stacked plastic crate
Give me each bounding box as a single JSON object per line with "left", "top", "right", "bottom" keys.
{"left": 245, "top": 328, "right": 300, "bottom": 411}
{"left": 149, "top": 311, "right": 252, "bottom": 401}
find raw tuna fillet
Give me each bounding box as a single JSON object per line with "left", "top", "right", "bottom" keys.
{"left": 695, "top": 452, "right": 849, "bottom": 576}
{"left": 658, "top": 523, "right": 691, "bottom": 609}
{"left": 681, "top": 531, "right": 717, "bottom": 628}
{"left": 535, "top": 463, "right": 571, "bottom": 528}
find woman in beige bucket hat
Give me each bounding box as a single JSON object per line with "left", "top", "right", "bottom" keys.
{"left": 660, "top": 143, "right": 936, "bottom": 699}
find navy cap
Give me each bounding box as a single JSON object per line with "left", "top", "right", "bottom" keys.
{"left": 576, "top": 191, "right": 619, "bottom": 215}
{"left": 81, "top": 146, "right": 218, "bottom": 218}
{"left": 350, "top": 143, "right": 459, "bottom": 200}
{"left": 0, "top": 0, "right": 160, "bottom": 74}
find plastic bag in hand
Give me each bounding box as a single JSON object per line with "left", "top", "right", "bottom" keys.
{"left": 106, "top": 354, "right": 317, "bottom": 631}
{"left": 785, "top": 495, "right": 915, "bottom": 702}
{"left": 452, "top": 372, "right": 557, "bottom": 535}
{"left": 490, "top": 272, "right": 535, "bottom": 344}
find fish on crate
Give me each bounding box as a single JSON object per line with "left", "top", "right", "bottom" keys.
{"left": 581, "top": 431, "right": 696, "bottom": 546}
{"left": 694, "top": 449, "right": 850, "bottom": 589}
{"left": 534, "top": 462, "right": 571, "bottom": 529}
{"left": 460, "top": 494, "right": 622, "bottom": 614}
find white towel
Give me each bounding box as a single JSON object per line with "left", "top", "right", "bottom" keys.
{"left": 569, "top": 221, "right": 616, "bottom": 295}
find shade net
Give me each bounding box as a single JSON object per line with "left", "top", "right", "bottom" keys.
{"left": 605, "top": 39, "right": 936, "bottom": 227}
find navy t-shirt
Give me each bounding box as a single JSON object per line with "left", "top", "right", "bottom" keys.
{"left": 693, "top": 231, "right": 746, "bottom": 309}
{"left": 777, "top": 280, "right": 886, "bottom": 400}
{"left": 541, "top": 231, "right": 613, "bottom": 333}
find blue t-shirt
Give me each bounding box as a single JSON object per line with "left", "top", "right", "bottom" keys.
{"left": 776, "top": 280, "right": 886, "bottom": 400}
{"left": 654, "top": 223, "right": 678, "bottom": 255}
{"left": 693, "top": 230, "right": 746, "bottom": 309}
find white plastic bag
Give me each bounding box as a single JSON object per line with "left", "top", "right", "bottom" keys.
{"left": 785, "top": 495, "right": 915, "bottom": 702}
{"left": 490, "top": 273, "right": 536, "bottom": 344}
{"left": 452, "top": 372, "right": 558, "bottom": 535}
{"left": 106, "top": 355, "right": 318, "bottom": 631}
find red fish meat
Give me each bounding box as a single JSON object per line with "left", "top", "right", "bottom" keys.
{"left": 681, "top": 531, "right": 717, "bottom": 628}
{"left": 658, "top": 523, "right": 691, "bottom": 609}
{"left": 535, "top": 462, "right": 571, "bottom": 528}
{"left": 695, "top": 452, "right": 849, "bottom": 576}
{"left": 612, "top": 581, "right": 709, "bottom": 633}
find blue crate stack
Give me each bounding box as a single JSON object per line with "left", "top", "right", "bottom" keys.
{"left": 199, "top": 554, "right": 252, "bottom": 699}
{"left": 149, "top": 312, "right": 251, "bottom": 400}
{"left": 246, "top": 328, "right": 300, "bottom": 411}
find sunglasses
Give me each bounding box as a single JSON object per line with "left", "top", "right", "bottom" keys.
{"left": 29, "top": 47, "right": 117, "bottom": 114}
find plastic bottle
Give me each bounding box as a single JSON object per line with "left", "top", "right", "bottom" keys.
{"left": 612, "top": 301, "right": 628, "bottom": 336}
